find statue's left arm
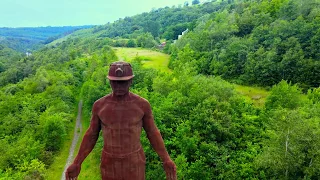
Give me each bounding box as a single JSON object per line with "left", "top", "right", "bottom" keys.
{"left": 65, "top": 101, "right": 101, "bottom": 180}
{"left": 142, "top": 100, "right": 177, "bottom": 180}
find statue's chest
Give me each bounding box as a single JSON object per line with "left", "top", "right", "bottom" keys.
{"left": 98, "top": 102, "right": 144, "bottom": 128}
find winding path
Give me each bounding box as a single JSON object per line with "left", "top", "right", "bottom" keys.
{"left": 61, "top": 100, "right": 83, "bottom": 180}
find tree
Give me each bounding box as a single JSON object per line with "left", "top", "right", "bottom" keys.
{"left": 43, "top": 115, "right": 66, "bottom": 151}
{"left": 192, "top": 0, "right": 200, "bottom": 5}
{"left": 137, "top": 33, "right": 157, "bottom": 48}
{"left": 258, "top": 108, "right": 320, "bottom": 179}
{"left": 0, "top": 62, "right": 4, "bottom": 73}
{"left": 265, "top": 80, "right": 304, "bottom": 110}
{"left": 243, "top": 47, "right": 280, "bottom": 86}
{"left": 127, "top": 39, "right": 137, "bottom": 47}
{"left": 143, "top": 20, "right": 161, "bottom": 37}
{"left": 162, "top": 23, "right": 190, "bottom": 40}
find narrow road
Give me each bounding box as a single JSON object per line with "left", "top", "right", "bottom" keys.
{"left": 61, "top": 100, "right": 83, "bottom": 180}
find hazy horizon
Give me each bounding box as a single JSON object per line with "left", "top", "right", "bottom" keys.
{"left": 0, "top": 0, "right": 194, "bottom": 28}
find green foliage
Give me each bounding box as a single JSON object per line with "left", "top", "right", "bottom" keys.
{"left": 126, "top": 39, "right": 137, "bottom": 47}
{"left": 192, "top": 0, "right": 200, "bottom": 5}
{"left": 113, "top": 38, "right": 128, "bottom": 47}
{"left": 81, "top": 80, "right": 108, "bottom": 112}
{"left": 43, "top": 115, "right": 67, "bottom": 151}
{"left": 171, "top": 0, "right": 320, "bottom": 88}
{"left": 18, "top": 159, "right": 46, "bottom": 180}
{"left": 0, "top": 26, "right": 93, "bottom": 52}
{"left": 257, "top": 107, "right": 320, "bottom": 179}
{"left": 162, "top": 23, "right": 190, "bottom": 40}
{"left": 137, "top": 33, "right": 157, "bottom": 48}
{"left": 307, "top": 87, "right": 320, "bottom": 104}
{"left": 143, "top": 20, "right": 160, "bottom": 37}
{"left": 144, "top": 63, "right": 265, "bottom": 179}
{"left": 0, "top": 36, "right": 111, "bottom": 178}
{"left": 265, "top": 80, "right": 304, "bottom": 110}
{"left": 55, "top": 2, "right": 219, "bottom": 44}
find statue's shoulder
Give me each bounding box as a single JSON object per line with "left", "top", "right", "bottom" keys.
{"left": 130, "top": 92, "right": 150, "bottom": 106}
{"left": 93, "top": 94, "right": 112, "bottom": 107}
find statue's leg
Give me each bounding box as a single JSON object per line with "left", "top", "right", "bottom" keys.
{"left": 100, "top": 149, "right": 146, "bottom": 180}
{"left": 123, "top": 148, "right": 146, "bottom": 180}
{"left": 101, "top": 151, "right": 122, "bottom": 180}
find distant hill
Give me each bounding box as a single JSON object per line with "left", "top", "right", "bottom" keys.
{"left": 49, "top": 2, "right": 222, "bottom": 45}
{"left": 0, "top": 25, "right": 93, "bottom": 52}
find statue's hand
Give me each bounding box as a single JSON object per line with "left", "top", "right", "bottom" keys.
{"left": 65, "top": 163, "right": 81, "bottom": 180}
{"left": 163, "top": 160, "right": 177, "bottom": 180}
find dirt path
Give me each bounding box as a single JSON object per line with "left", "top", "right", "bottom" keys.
{"left": 61, "top": 100, "right": 83, "bottom": 180}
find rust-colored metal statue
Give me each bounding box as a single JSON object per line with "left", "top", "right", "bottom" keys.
{"left": 65, "top": 61, "right": 176, "bottom": 180}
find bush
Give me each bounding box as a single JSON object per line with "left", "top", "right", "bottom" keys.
{"left": 126, "top": 39, "right": 137, "bottom": 47}
{"left": 43, "top": 115, "right": 66, "bottom": 151}
{"left": 265, "top": 80, "right": 304, "bottom": 110}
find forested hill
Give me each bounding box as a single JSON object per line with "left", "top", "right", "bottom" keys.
{"left": 52, "top": 0, "right": 320, "bottom": 89}
{"left": 49, "top": 1, "right": 223, "bottom": 44}
{"left": 90, "top": 1, "right": 220, "bottom": 39}
{"left": 172, "top": 0, "right": 320, "bottom": 88}
{"left": 0, "top": 25, "right": 93, "bottom": 52}
{"left": 0, "top": 0, "right": 320, "bottom": 179}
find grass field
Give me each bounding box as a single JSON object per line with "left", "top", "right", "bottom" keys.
{"left": 113, "top": 47, "right": 171, "bottom": 72}
{"left": 234, "top": 84, "right": 269, "bottom": 107}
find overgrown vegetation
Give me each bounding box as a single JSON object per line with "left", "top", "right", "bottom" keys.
{"left": 0, "top": 38, "right": 116, "bottom": 179}
{"left": 172, "top": 0, "right": 320, "bottom": 88}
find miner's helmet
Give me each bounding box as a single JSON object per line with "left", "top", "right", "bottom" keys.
{"left": 107, "top": 61, "right": 134, "bottom": 81}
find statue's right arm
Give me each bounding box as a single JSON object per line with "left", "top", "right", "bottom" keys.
{"left": 65, "top": 102, "right": 101, "bottom": 180}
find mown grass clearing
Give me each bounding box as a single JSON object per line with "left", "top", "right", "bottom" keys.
{"left": 113, "top": 47, "right": 170, "bottom": 72}
{"left": 234, "top": 84, "right": 269, "bottom": 107}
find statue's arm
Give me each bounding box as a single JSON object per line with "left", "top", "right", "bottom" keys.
{"left": 142, "top": 101, "right": 171, "bottom": 162}
{"left": 65, "top": 102, "right": 101, "bottom": 179}
{"left": 74, "top": 103, "right": 101, "bottom": 165}
{"left": 142, "top": 100, "right": 177, "bottom": 180}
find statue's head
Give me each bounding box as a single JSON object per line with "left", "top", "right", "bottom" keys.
{"left": 107, "top": 61, "right": 134, "bottom": 96}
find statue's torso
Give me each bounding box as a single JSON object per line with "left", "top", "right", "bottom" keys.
{"left": 97, "top": 93, "right": 145, "bottom": 155}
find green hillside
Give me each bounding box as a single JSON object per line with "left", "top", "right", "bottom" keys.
{"left": 0, "top": 0, "right": 320, "bottom": 179}
{"left": 49, "top": 1, "right": 223, "bottom": 46}
{"left": 172, "top": 0, "right": 320, "bottom": 88}
{"left": 0, "top": 26, "right": 93, "bottom": 52}
{"left": 0, "top": 45, "right": 22, "bottom": 74}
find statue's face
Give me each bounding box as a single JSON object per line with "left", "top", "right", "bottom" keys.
{"left": 110, "top": 80, "right": 132, "bottom": 96}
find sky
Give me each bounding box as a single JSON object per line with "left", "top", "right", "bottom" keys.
{"left": 0, "top": 0, "right": 191, "bottom": 28}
